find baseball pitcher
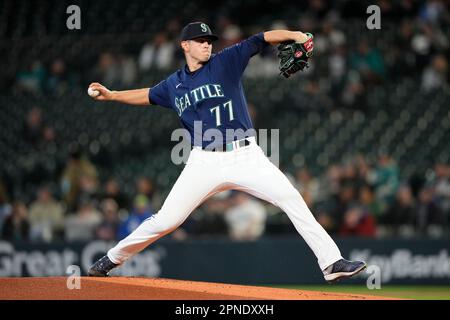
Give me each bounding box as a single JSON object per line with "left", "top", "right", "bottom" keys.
{"left": 87, "top": 22, "right": 366, "bottom": 282}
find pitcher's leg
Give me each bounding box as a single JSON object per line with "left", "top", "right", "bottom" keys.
{"left": 228, "top": 147, "right": 342, "bottom": 270}
{"left": 272, "top": 187, "right": 342, "bottom": 271}
{"left": 108, "top": 156, "right": 223, "bottom": 265}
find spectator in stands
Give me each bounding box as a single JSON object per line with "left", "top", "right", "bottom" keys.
{"left": 244, "top": 21, "right": 280, "bottom": 78}
{"left": 301, "top": 80, "right": 334, "bottom": 110}
{"left": 395, "top": 0, "right": 420, "bottom": 18}
{"left": 314, "top": 19, "right": 346, "bottom": 54}
{"left": 38, "top": 126, "right": 58, "bottom": 154}
{"left": 138, "top": 32, "right": 175, "bottom": 72}
{"left": 94, "top": 52, "right": 121, "bottom": 87}
{"left": 22, "top": 106, "right": 56, "bottom": 150}
{"left": 46, "top": 58, "right": 71, "bottom": 95}
{"left": 421, "top": 54, "right": 448, "bottom": 92}
{"left": 349, "top": 40, "right": 385, "bottom": 85}
{"left": 390, "top": 19, "right": 416, "bottom": 78}
{"left": 411, "top": 23, "right": 434, "bottom": 70}
{"left": 75, "top": 174, "right": 100, "bottom": 210}
{"left": 221, "top": 24, "right": 243, "bottom": 48}
{"left": 328, "top": 45, "right": 347, "bottom": 101}
{"left": 224, "top": 192, "right": 267, "bottom": 241}
{"left": 315, "top": 208, "right": 338, "bottom": 234}
{"left": 101, "top": 178, "right": 130, "bottom": 210}
{"left": 22, "top": 107, "right": 44, "bottom": 147}
{"left": 134, "top": 176, "right": 159, "bottom": 210}
{"left": 0, "top": 181, "right": 12, "bottom": 234}
{"left": 193, "top": 192, "right": 231, "bottom": 236}
{"left": 15, "top": 60, "right": 46, "bottom": 94}
{"left": 234, "top": 20, "right": 279, "bottom": 78}
{"left": 244, "top": 52, "right": 279, "bottom": 78}
{"left": 340, "top": 162, "right": 367, "bottom": 193}
{"left": 295, "top": 168, "right": 320, "bottom": 208}
{"left": 359, "top": 184, "right": 383, "bottom": 221}
{"left": 322, "top": 164, "right": 342, "bottom": 199}
{"left": 331, "top": 183, "right": 357, "bottom": 227}
{"left": 117, "top": 195, "right": 154, "bottom": 239}
{"left": 165, "top": 18, "right": 182, "bottom": 40}
{"left": 419, "top": 0, "right": 446, "bottom": 24}
{"left": 368, "top": 153, "right": 400, "bottom": 211}
{"left": 28, "top": 186, "right": 65, "bottom": 242}
{"left": 95, "top": 198, "right": 120, "bottom": 241}
{"left": 384, "top": 185, "right": 416, "bottom": 236}
{"left": 354, "top": 154, "right": 372, "bottom": 183}
{"left": 415, "top": 185, "right": 444, "bottom": 237}
{"left": 339, "top": 205, "right": 376, "bottom": 237}
{"left": 1, "top": 201, "right": 30, "bottom": 242}
{"left": 61, "top": 148, "right": 99, "bottom": 212}
{"left": 118, "top": 54, "right": 138, "bottom": 86}
{"left": 65, "top": 199, "right": 102, "bottom": 242}
{"left": 430, "top": 163, "right": 450, "bottom": 219}
{"left": 341, "top": 70, "right": 366, "bottom": 109}
{"left": 376, "top": 0, "right": 395, "bottom": 19}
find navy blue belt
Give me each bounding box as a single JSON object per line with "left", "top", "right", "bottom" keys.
{"left": 202, "top": 138, "right": 252, "bottom": 152}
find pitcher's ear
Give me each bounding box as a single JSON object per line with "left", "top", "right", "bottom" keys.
{"left": 180, "top": 41, "right": 188, "bottom": 51}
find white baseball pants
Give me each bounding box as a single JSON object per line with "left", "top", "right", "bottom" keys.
{"left": 108, "top": 138, "right": 342, "bottom": 271}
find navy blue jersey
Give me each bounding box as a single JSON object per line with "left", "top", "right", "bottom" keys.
{"left": 149, "top": 32, "right": 269, "bottom": 148}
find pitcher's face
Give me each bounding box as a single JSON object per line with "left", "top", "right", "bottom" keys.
{"left": 182, "top": 37, "right": 213, "bottom": 62}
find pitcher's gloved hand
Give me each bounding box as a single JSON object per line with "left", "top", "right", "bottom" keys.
{"left": 277, "top": 32, "right": 314, "bottom": 78}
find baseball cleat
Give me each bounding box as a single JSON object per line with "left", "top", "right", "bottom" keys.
{"left": 88, "top": 255, "right": 118, "bottom": 277}
{"left": 323, "top": 259, "right": 367, "bottom": 283}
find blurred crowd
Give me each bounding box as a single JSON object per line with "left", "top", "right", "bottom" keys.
{"left": 0, "top": 147, "right": 161, "bottom": 244}
{"left": 12, "top": 1, "right": 450, "bottom": 110}
{"left": 2, "top": 1, "right": 450, "bottom": 243}
{"left": 1, "top": 141, "right": 449, "bottom": 243}
{"left": 296, "top": 156, "right": 450, "bottom": 238}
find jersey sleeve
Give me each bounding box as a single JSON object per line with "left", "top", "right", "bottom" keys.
{"left": 219, "top": 32, "right": 270, "bottom": 77}
{"left": 148, "top": 79, "right": 172, "bottom": 108}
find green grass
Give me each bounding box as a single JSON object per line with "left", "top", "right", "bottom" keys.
{"left": 268, "top": 285, "right": 450, "bottom": 300}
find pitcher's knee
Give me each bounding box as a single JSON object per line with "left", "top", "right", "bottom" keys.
{"left": 144, "top": 212, "right": 182, "bottom": 233}
{"left": 274, "top": 188, "right": 301, "bottom": 203}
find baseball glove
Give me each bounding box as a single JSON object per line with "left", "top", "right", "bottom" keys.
{"left": 277, "top": 33, "right": 314, "bottom": 78}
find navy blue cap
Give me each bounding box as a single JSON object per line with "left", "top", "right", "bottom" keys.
{"left": 180, "top": 22, "right": 218, "bottom": 41}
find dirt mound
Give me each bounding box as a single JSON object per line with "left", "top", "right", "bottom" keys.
{"left": 0, "top": 277, "right": 397, "bottom": 300}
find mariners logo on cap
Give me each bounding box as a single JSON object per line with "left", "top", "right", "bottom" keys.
{"left": 180, "top": 22, "right": 218, "bottom": 41}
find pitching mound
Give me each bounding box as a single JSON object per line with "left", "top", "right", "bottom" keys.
{"left": 0, "top": 277, "right": 397, "bottom": 300}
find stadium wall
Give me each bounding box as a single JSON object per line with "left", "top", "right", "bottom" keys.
{"left": 1, "top": 238, "right": 449, "bottom": 285}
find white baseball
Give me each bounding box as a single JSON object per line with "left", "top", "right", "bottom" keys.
{"left": 88, "top": 87, "right": 100, "bottom": 98}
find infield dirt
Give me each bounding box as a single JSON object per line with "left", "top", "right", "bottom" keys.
{"left": 0, "top": 277, "right": 400, "bottom": 300}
